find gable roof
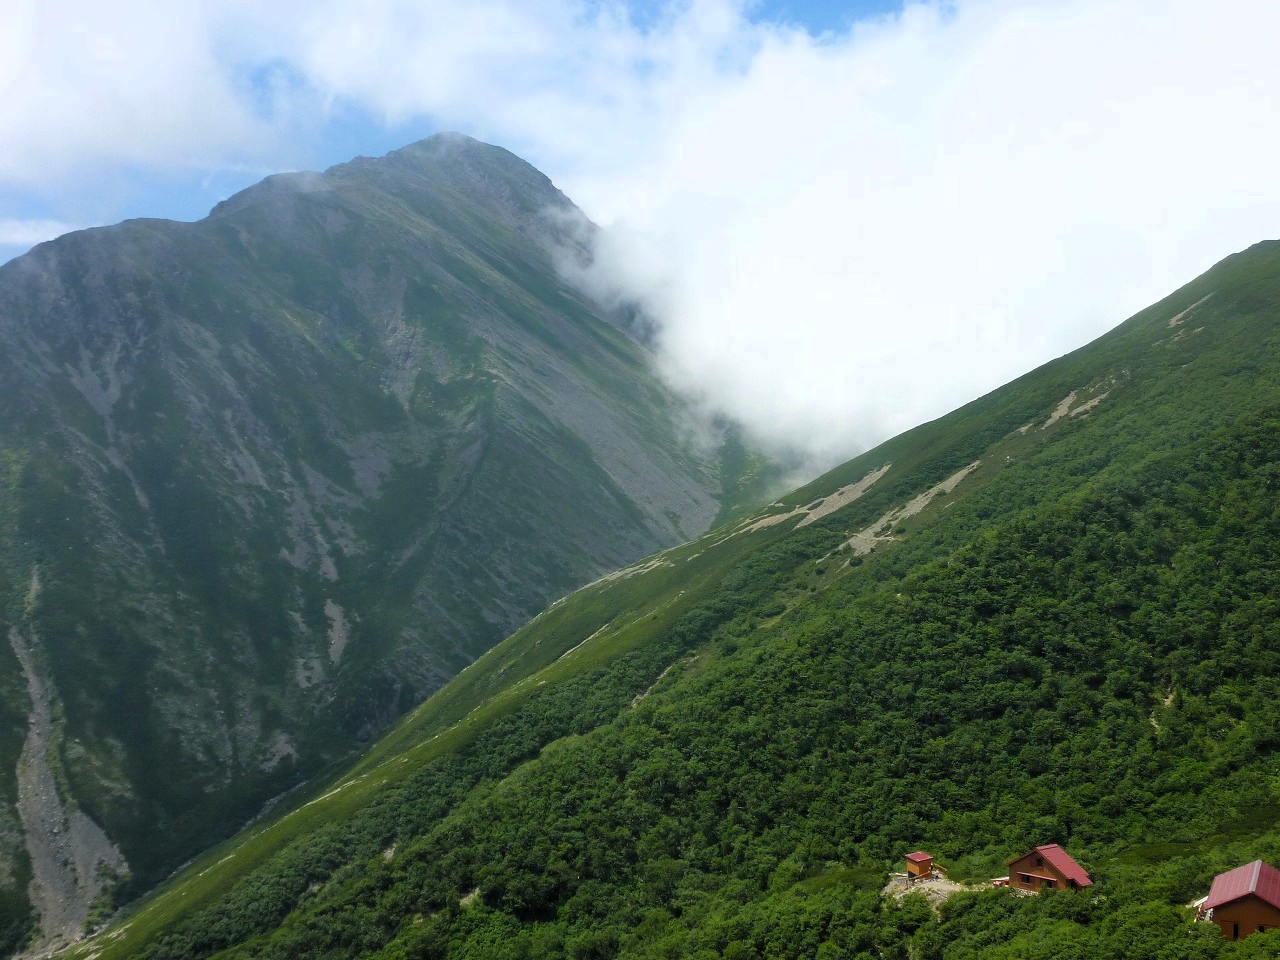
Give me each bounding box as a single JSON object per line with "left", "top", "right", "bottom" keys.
{"left": 1205, "top": 860, "right": 1280, "bottom": 912}
{"left": 1007, "top": 844, "right": 1092, "bottom": 887}
{"left": 905, "top": 851, "right": 933, "bottom": 863}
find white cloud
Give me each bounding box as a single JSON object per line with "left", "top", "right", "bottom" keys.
{"left": 271, "top": 0, "right": 1280, "bottom": 464}
{"left": 0, "top": 218, "right": 79, "bottom": 247}
{"left": 0, "top": 0, "right": 278, "bottom": 183}
{"left": 6, "top": 0, "right": 1280, "bottom": 466}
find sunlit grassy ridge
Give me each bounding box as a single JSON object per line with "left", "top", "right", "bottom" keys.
{"left": 63, "top": 240, "right": 1280, "bottom": 959}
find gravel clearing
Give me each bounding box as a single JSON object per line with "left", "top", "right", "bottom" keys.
{"left": 1166, "top": 292, "right": 1214, "bottom": 328}
{"left": 840, "top": 461, "right": 981, "bottom": 556}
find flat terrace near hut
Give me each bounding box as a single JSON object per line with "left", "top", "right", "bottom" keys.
{"left": 1006, "top": 844, "right": 1092, "bottom": 893}
{"left": 1199, "top": 860, "right": 1280, "bottom": 942}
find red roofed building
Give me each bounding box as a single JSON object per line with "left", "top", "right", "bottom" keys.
{"left": 1202, "top": 860, "right": 1280, "bottom": 941}
{"left": 905, "top": 851, "right": 934, "bottom": 879}
{"left": 1007, "top": 844, "right": 1092, "bottom": 893}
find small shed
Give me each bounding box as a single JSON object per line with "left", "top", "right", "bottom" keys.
{"left": 1006, "top": 844, "right": 1091, "bottom": 893}
{"left": 1201, "top": 860, "right": 1280, "bottom": 941}
{"left": 905, "top": 851, "right": 934, "bottom": 879}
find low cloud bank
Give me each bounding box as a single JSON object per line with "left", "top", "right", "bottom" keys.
{"left": 553, "top": 1, "right": 1280, "bottom": 466}
{"left": 8, "top": 1, "right": 1280, "bottom": 467}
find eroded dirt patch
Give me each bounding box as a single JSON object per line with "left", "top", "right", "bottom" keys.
{"left": 1042, "top": 391, "right": 1077, "bottom": 429}
{"left": 1166, "top": 292, "right": 1214, "bottom": 328}
{"left": 589, "top": 556, "right": 673, "bottom": 586}
{"left": 840, "top": 461, "right": 981, "bottom": 556}
{"left": 884, "top": 873, "right": 993, "bottom": 911}
{"left": 797, "top": 464, "right": 893, "bottom": 528}
{"left": 735, "top": 464, "right": 891, "bottom": 536}
{"left": 1068, "top": 391, "right": 1110, "bottom": 419}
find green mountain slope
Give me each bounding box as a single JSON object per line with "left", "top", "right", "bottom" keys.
{"left": 57, "top": 240, "right": 1280, "bottom": 960}
{"left": 0, "top": 135, "right": 775, "bottom": 955}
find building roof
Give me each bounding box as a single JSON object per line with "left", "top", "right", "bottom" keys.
{"left": 905, "top": 851, "right": 933, "bottom": 863}
{"left": 1204, "top": 860, "right": 1280, "bottom": 912}
{"left": 1007, "top": 844, "right": 1093, "bottom": 887}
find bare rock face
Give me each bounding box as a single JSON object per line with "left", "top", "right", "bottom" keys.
{"left": 11, "top": 607, "right": 126, "bottom": 957}
{"left": 0, "top": 134, "right": 770, "bottom": 951}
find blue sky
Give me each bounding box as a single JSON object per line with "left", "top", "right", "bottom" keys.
{"left": 0, "top": 0, "right": 903, "bottom": 266}
{"left": 4, "top": 0, "right": 1280, "bottom": 462}
{"left": 754, "top": 0, "right": 902, "bottom": 31}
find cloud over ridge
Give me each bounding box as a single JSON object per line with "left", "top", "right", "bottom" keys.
{"left": 7, "top": 0, "right": 1280, "bottom": 465}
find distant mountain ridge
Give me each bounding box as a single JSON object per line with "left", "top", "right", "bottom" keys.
{"left": 0, "top": 134, "right": 775, "bottom": 954}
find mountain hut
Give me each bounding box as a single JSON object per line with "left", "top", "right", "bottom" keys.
{"left": 1200, "top": 860, "right": 1280, "bottom": 941}
{"left": 1006, "top": 844, "right": 1091, "bottom": 893}
{"left": 905, "top": 851, "right": 934, "bottom": 880}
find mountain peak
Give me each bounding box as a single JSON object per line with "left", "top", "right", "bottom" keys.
{"left": 384, "top": 130, "right": 492, "bottom": 159}
{"left": 209, "top": 132, "right": 558, "bottom": 222}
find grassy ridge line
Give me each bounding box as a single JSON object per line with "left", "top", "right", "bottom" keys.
{"left": 63, "top": 519, "right": 798, "bottom": 960}
{"left": 773, "top": 240, "right": 1244, "bottom": 514}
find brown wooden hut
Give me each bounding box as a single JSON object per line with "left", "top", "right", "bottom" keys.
{"left": 1202, "top": 860, "right": 1280, "bottom": 941}
{"left": 1006, "top": 844, "right": 1091, "bottom": 892}
{"left": 905, "top": 851, "right": 934, "bottom": 880}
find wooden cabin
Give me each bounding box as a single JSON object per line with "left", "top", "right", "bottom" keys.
{"left": 1006, "top": 844, "right": 1092, "bottom": 893}
{"left": 905, "top": 851, "right": 934, "bottom": 880}
{"left": 1201, "top": 860, "right": 1280, "bottom": 941}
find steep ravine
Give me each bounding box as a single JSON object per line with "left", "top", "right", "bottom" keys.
{"left": 10, "top": 571, "right": 126, "bottom": 958}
